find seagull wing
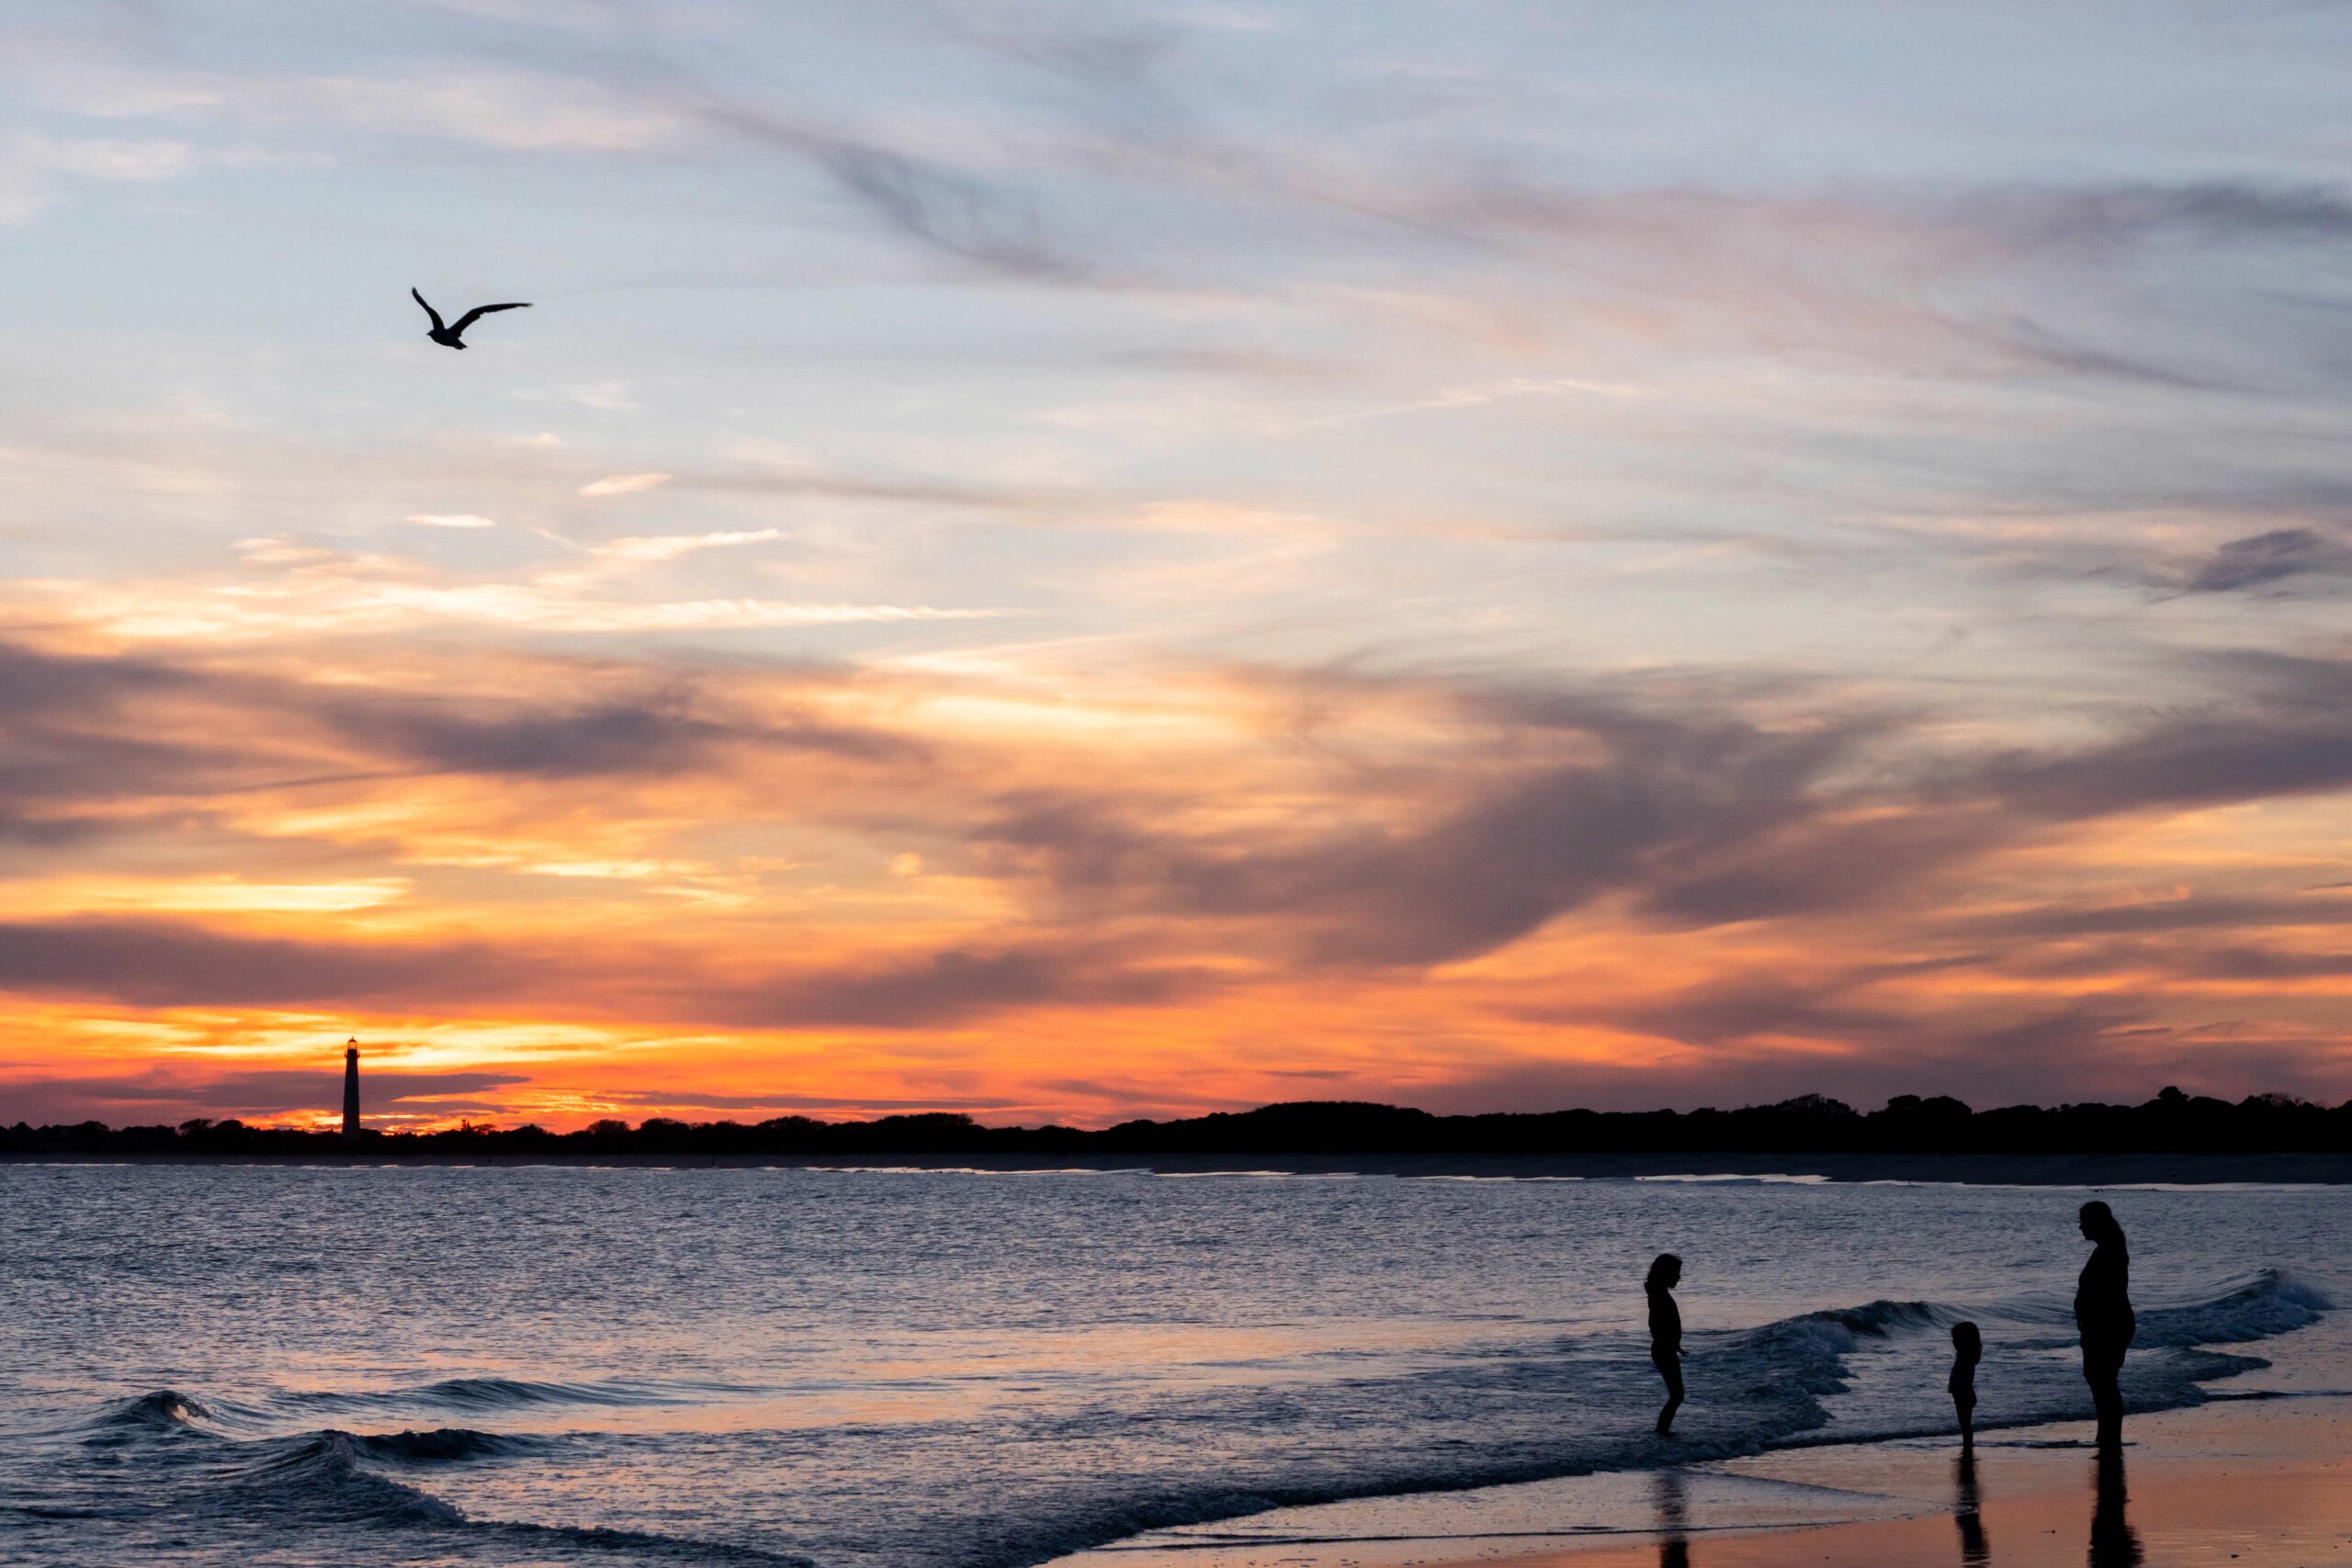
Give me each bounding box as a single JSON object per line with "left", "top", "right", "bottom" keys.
{"left": 410, "top": 288, "right": 446, "bottom": 332}
{"left": 450, "top": 302, "right": 532, "bottom": 333}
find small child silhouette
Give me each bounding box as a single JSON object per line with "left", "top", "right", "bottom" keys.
{"left": 1950, "top": 1320, "right": 1982, "bottom": 1446}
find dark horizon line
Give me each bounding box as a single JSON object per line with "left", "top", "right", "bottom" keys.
{"left": 8, "top": 1085, "right": 2350, "bottom": 1158}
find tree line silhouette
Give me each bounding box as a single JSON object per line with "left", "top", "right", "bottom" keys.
{"left": 5, "top": 1085, "right": 2346, "bottom": 1159}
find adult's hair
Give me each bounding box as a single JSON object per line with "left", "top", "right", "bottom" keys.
{"left": 1645, "top": 1252, "right": 1682, "bottom": 1291}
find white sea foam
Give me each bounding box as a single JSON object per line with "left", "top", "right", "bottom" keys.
{"left": 1635, "top": 1172, "right": 1834, "bottom": 1184}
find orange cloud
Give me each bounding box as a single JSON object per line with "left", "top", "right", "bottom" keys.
{"left": 4, "top": 615, "right": 2350, "bottom": 1132}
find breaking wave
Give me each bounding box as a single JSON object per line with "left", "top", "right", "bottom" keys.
{"left": 55, "top": 1404, "right": 813, "bottom": 1563}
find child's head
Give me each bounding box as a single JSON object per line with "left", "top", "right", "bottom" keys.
{"left": 1645, "top": 1252, "right": 1682, "bottom": 1291}
{"left": 1951, "top": 1320, "right": 1982, "bottom": 1355}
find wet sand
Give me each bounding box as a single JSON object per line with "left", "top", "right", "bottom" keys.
{"left": 1057, "top": 1396, "right": 2352, "bottom": 1568}
{"left": 1543, "top": 1401, "right": 2352, "bottom": 1568}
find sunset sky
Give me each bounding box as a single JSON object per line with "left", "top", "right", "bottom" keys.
{"left": 6, "top": 1, "right": 2352, "bottom": 1131}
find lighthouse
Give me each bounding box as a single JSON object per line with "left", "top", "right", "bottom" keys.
{"left": 342, "top": 1039, "right": 361, "bottom": 1138}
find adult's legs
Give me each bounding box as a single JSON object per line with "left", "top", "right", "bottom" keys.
{"left": 2083, "top": 1340, "right": 2125, "bottom": 1448}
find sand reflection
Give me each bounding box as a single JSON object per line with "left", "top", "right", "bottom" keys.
{"left": 1952, "top": 1450, "right": 1987, "bottom": 1567}
{"left": 1654, "top": 1468, "right": 1690, "bottom": 1568}
{"left": 2089, "top": 1447, "right": 2142, "bottom": 1568}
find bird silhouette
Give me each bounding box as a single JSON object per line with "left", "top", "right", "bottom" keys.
{"left": 411, "top": 288, "right": 531, "bottom": 350}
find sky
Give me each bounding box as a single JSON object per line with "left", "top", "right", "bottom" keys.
{"left": 5, "top": 0, "right": 2352, "bottom": 1132}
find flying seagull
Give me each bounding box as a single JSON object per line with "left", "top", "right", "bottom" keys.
{"left": 411, "top": 288, "right": 530, "bottom": 350}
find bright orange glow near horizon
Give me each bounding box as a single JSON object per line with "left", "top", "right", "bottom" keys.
{"left": 6, "top": 629, "right": 2349, "bottom": 1133}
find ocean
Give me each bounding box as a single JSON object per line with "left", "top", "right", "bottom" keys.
{"left": 0, "top": 1165, "right": 2338, "bottom": 1568}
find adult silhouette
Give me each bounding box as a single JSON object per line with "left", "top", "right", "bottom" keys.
{"left": 2074, "top": 1201, "right": 2134, "bottom": 1448}
{"left": 1646, "top": 1252, "right": 1685, "bottom": 1436}
{"left": 2088, "top": 1446, "right": 2143, "bottom": 1567}
{"left": 1952, "top": 1449, "right": 1988, "bottom": 1568}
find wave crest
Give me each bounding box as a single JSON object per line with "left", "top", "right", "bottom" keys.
{"left": 2132, "top": 1268, "right": 2329, "bottom": 1348}
{"left": 242, "top": 1431, "right": 467, "bottom": 1527}
{"left": 348, "top": 1427, "right": 544, "bottom": 1464}
{"left": 286, "top": 1375, "right": 722, "bottom": 1416}
{"left": 95, "top": 1390, "right": 214, "bottom": 1430}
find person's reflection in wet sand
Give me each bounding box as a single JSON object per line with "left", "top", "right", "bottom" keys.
{"left": 1654, "top": 1467, "right": 1690, "bottom": 1568}
{"left": 1952, "top": 1449, "right": 1988, "bottom": 1568}
{"left": 2089, "top": 1446, "right": 2143, "bottom": 1568}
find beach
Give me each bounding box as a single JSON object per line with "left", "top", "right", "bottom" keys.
{"left": 1056, "top": 1324, "right": 2352, "bottom": 1568}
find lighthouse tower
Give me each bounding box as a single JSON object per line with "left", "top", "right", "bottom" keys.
{"left": 342, "top": 1039, "right": 361, "bottom": 1138}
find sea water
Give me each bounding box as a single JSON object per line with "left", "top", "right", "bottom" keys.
{"left": 0, "top": 1165, "right": 2339, "bottom": 1568}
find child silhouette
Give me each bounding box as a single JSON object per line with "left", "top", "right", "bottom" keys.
{"left": 1950, "top": 1320, "right": 1982, "bottom": 1447}
{"left": 1646, "top": 1253, "right": 1684, "bottom": 1436}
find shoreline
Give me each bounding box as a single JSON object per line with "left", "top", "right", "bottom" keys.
{"left": 6, "top": 1149, "right": 2350, "bottom": 1183}
{"left": 1050, "top": 1380, "right": 2352, "bottom": 1568}
{"left": 1052, "top": 1299, "right": 2352, "bottom": 1568}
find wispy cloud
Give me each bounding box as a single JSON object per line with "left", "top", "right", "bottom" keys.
{"left": 17, "top": 523, "right": 1019, "bottom": 644}
{"left": 2177, "top": 528, "right": 2352, "bottom": 595}
{"left": 0, "top": 132, "right": 194, "bottom": 221}
{"left": 595, "top": 528, "right": 781, "bottom": 561}
{"left": 579, "top": 471, "right": 672, "bottom": 498}
{"left": 514, "top": 382, "right": 639, "bottom": 412}
{"left": 686, "top": 90, "right": 1100, "bottom": 281}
